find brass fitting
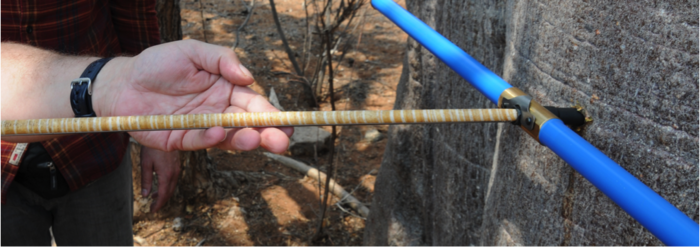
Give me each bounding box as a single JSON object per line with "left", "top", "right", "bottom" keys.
{"left": 498, "top": 88, "right": 558, "bottom": 141}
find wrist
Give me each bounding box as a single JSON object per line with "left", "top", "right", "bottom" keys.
{"left": 92, "top": 57, "right": 132, "bottom": 117}
{"left": 55, "top": 56, "right": 100, "bottom": 119}
{"left": 70, "top": 57, "right": 114, "bottom": 117}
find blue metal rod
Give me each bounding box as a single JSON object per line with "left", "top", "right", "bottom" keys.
{"left": 540, "top": 120, "right": 699, "bottom": 246}
{"left": 371, "top": 0, "right": 700, "bottom": 245}
{"left": 370, "top": 0, "right": 511, "bottom": 104}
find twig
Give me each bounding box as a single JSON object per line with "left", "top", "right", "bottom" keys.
{"left": 269, "top": 0, "right": 303, "bottom": 76}
{"left": 333, "top": 6, "right": 366, "bottom": 72}
{"left": 355, "top": 7, "right": 367, "bottom": 47}
{"left": 310, "top": 0, "right": 366, "bottom": 100}
{"left": 142, "top": 224, "right": 166, "bottom": 239}
{"left": 313, "top": 26, "right": 339, "bottom": 239}
{"left": 263, "top": 153, "right": 370, "bottom": 217}
{"left": 195, "top": 238, "right": 206, "bottom": 246}
{"left": 233, "top": 0, "right": 256, "bottom": 49}
{"left": 341, "top": 170, "right": 372, "bottom": 202}
{"left": 313, "top": 56, "right": 327, "bottom": 98}
{"left": 199, "top": 0, "right": 208, "bottom": 43}
{"left": 335, "top": 201, "right": 365, "bottom": 220}
{"left": 270, "top": 71, "right": 312, "bottom": 86}
{"left": 301, "top": 0, "right": 312, "bottom": 72}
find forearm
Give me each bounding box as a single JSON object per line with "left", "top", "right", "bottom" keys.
{"left": 2, "top": 39, "right": 288, "bottom": 152}
{"left": 1, "top": 42, "right": 124, "bottom": 142}
{"left": 2, "top": 42, "right": 98, "bottom": 120}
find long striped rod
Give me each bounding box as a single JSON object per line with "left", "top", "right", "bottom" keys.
{"left": 1, "top": 109, "right": 518, "bottom": 135}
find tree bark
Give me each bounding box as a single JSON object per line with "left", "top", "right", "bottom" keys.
{"left": 155, "top": 0, "right": 183, "bottom": 43}
{"left": 365, "top": 0, "right": 698, "bottom": 246}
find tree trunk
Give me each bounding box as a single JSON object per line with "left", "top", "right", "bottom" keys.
{"left": 155, "top": 0, "right": 183, "bottom": 43}
{"left": 365, "top": 0, "right": 698, "bottom": 245}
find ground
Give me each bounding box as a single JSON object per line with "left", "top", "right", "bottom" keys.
{"left": 131, "top": 0, "right": 406, "bottom": 245}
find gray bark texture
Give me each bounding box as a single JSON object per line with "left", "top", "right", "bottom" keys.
{"left": 364, "top": 0, "right": 698, "bottom": 245}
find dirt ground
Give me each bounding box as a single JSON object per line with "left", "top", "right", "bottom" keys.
{"left": 131, "top": 0, "right": 406, "bottom": 245}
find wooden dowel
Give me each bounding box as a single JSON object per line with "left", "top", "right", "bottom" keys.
{"left": 1, "top": 109, "right": 518, "bottom": 135}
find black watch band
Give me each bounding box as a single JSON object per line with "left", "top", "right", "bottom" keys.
{"left": 70, "top": 57, "right": 114, "bottom": 117}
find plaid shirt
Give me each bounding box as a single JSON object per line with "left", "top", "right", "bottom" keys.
{"left": 1, "top": 0, "right": 160, "bottom": 203}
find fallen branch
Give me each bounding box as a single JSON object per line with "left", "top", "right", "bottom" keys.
{"left": 263, "top": 152, "right": 370, "bottom": 217}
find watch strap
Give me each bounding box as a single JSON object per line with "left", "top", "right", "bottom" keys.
{"left": 70, "top": 57, "right": 113, "bottom": 117}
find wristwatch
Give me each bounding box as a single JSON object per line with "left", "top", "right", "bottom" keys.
{"left": 70, "top": 57, "right": 113, "bottom": 117}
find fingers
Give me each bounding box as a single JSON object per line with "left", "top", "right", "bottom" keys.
{"left": 177, "top": 40, "right": 254, "bottom": 87}
{"left": 230, "top": 86, "right": 281, "bottom": 113}
{"left": 140, "top": 148, "right": 154, "bottom": 197}
{"left": 151, "top": 176, "right": 167, "bottom": 212}
{"left": 215, "top": 127, "right": 290, "bottom": 154}
{"left": 279, "top": 126, "right": 294, "bottom": 137}
{"left": 148, "top": 150, "right": 181, "bottom": 213}
{"left": 215, "top": 128, "right": 260, "bottom": 151}
{"left": 174, "top": 126, "right": 227, "bottom": 151}
{"left": 216, "top": 88, "right": 292, "bottom": 152}
{"left": 259, "top": 127, "right": 291, "bottom": 154}
{"left": 215, "top": 126, "right": 291, "bottom": 154}
{"left": 151, "top": 170, "right": 176, "bottom": 212}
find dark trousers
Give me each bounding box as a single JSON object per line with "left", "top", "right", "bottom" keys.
{"left": 2, "top": 148, "right": 133, "bottom": 246}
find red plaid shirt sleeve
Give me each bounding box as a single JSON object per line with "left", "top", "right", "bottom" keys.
{"left": 109, "top": 0, "right": 161, "bottom": 55}
{"left": 1, "top": 0, "right": 160, "bottom": 203}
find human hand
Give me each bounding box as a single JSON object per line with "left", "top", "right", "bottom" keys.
{"left": 93, "top": 40, "right": 292, "bottom": 152}
{"left": 140, "top": 146, "right": 180, "bottom": 212}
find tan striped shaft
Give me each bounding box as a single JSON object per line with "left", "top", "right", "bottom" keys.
{"left": 1, "top": 109, "right": 518, "bottom": 135}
